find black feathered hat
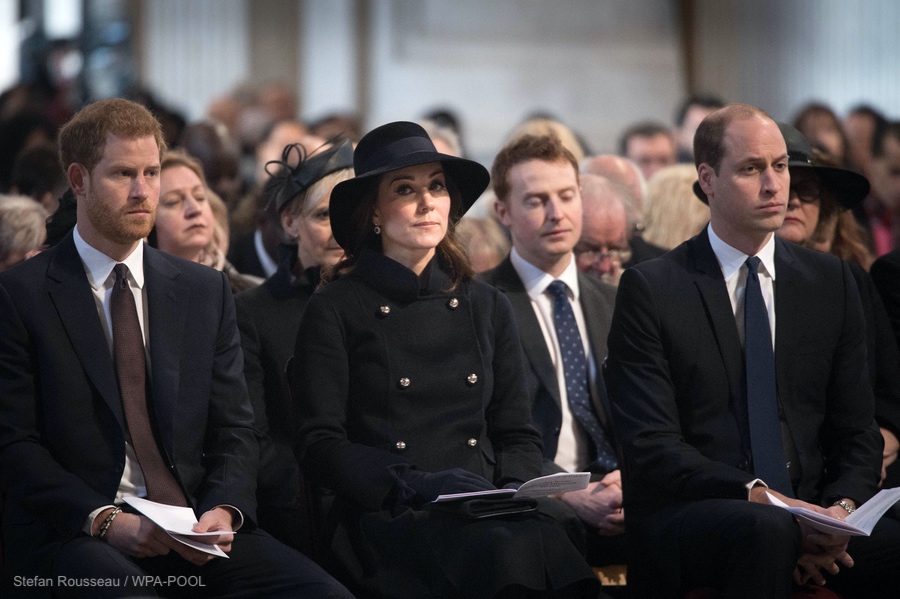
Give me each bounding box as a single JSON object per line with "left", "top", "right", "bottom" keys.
{"left": 264, "top": 139, "right": 355, "bottom": 214}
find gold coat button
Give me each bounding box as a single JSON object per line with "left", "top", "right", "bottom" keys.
{"left": 466, "top": 373, "right": 478, "bottom": 385}
{"left": 399, "top": 377, "right": 410, "bottom": 388}
{"left": 395, "top": 441, "right": 407, "bottom": 450}
{"left": 448, "top": 298, "right": 459, "bottom": 309}
{"left": 379, "top": 305, "right": 391, "bottom": 316}
{"left": 467, "top": 438, "right": 478, "bottom": 447}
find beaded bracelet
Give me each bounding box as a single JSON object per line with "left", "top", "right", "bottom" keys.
{"left": 98, "top": 506, "right": 122, "bottom": 540}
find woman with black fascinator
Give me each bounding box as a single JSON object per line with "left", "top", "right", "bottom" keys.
{"left": 234, "top": 139, "right": 354, "bottom": 550}
{"left": 290, "top": 122, "right": 599, "bottom": 598}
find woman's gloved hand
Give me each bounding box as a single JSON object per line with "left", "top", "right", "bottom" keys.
{"left": 400, "top": 467, "right": 496, "bottom": 502}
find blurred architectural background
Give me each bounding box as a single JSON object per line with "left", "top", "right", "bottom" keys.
{"left": 1, "top": 0, "right": 898, "bottom": 163}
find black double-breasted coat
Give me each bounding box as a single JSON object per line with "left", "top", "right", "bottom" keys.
{"left": 290, "top": 249, "right": 597, "bottom": 598}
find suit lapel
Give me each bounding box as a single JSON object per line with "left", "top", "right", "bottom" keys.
{"left": 689, "top": 231, "right": 745, "bottom": 418}
{"left": 579, "top": 274, "right": 615, "bottom": 427}
{"left": 491, "top": 258, "right": 561, "bottom": 409}
{"left": 48, "top": 235, "right": 126, "bottom": 430}
{"left": 144, "top": 248, "right": 185, "bottom": 455}
{"left": 773, "top": 239, "right": 800, "bottom": 413}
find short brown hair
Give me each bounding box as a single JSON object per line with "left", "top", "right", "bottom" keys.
{"left": 58, "top": 98, "right": 166, "bottom": 173}
{"left": 693, "top": 103, "right": 774, "bottom": 173}
{"left": 492, "top": 134, "right": 579, "bottom": 203}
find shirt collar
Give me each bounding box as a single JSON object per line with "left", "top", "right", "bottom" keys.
{"left": 510, "top": 247, "right": 581, "bottom": 301}
{"left": 707, "top": 223, "right": 776, "bottom": 280}
{"left": 73, "top": 225, "right": 146, "bottom": 291}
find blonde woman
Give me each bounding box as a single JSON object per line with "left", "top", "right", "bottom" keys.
{"left": 152, "top": 151, "right": 261, "bottom": 292}
{"left": 233, "top": 139, "right": 354, "bottom": 550}
{"left": 642, "top": 164, "right": 709, "bottom": 250}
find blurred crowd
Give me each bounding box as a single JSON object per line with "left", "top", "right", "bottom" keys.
{"left": 2, "top": 78, "right": 898, "bottom": 289}
{"left": 4, "top": 68, "right": 900, "bottom": 598}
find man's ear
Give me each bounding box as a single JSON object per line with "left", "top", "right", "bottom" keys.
{"left": 697, "top": 163, "right": 715, "bottom": 199}
{"left": 494, "top": 199, "right": 511, "bottom": 228}
{"left": 67, "top": 163, "right": 88, "bottom": 198}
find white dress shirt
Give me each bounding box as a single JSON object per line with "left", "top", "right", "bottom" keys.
{"left": 707, "top": 224, "right": 777, "bottom": 348}
{"left": 74, "top": 226, "right": 149, "bottom": 531}
{"left": 254, "top": 229, "right": 278, "bottom": 277}
{"left": 510, "top": 248, "right": 595, "bottom": 473}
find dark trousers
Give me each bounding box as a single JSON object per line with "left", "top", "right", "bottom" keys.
{"left": 50, "top": 528, "right": 353, "bottom": 599}
{"left": 828, "top": 515, "right": 900, "bottom": 599}
{"left": 626, "top": 499, "right": 801, "bottom": 599}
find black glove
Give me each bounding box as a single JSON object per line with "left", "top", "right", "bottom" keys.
{"left": 399, "top": 467, "right": 496, "bottom": 503}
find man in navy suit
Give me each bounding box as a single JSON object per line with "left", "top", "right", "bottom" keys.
{"left": 0, "top": 99, "right": 350, "bottom": 598}
{"left": 606, "top": 103, "right": 897, "bottom": 598}
{"left": 480, "top": 134, "right": 624, "bottom": 566}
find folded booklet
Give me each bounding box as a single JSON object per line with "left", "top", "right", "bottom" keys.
{"left": 432, "top": 471, "right": 591, "bottom": 503}
{"left": 124, "top": 497, "right": 229, "bottom": 558}
{"left": 766, "top": 487, "right": 900, "bottom": 536}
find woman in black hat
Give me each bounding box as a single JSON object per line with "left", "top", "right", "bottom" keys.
{"left": 289, "top": 122, "right": 599, "bottom": 598}
{"left": 233, "top": 139, "right": 354, "bottom": 551}
{"left": 773, "top": 123, "right": 900, "bottom": 505}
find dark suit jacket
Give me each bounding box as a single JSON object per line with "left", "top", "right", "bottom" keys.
{"left": 479, "top": 256, "right": 618, "bottom": 476}
{"left": 624, "top": 236, "right": 667, "bottom": 269}
{"left": 0, "top": 233, "right": 259, "bottom": 578}
{"left": 871, "top": 247, "right": 900, "bottom": 357}
{"left": 227, "top": 230, "right": 268, "bottom": 279}
{"left": 235, "top": 245, "right": 316, "bottom": 509}
{"left": 606, "top": 229, "right": 882, "bottom": 517}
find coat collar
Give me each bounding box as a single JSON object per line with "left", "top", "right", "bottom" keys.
{"left": 265, "top": 242, "right": 320, "bottom": 300}
{"left": 350, "top": 249, "right": 452, "bottom": 302}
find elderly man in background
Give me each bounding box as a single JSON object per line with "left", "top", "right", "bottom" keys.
{"left": 574, "top": 174, "right": 633, "bottom": 287}
{"left": 0, "top": 194, "right": 48, "bottom": 272}
{"left": 580, "top": 154, "right": 666, "bottom": 269}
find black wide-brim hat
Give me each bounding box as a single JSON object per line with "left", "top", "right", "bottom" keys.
{"left": 693, "top": 122, "right": 869, "bottom": 208}
{"left": 329, "top": 121, "right": 490, "bottom": 251}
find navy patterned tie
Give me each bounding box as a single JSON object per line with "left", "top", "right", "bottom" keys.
{"left": 743, "top": 257, "right": 793, "bottom": 496}
{"left": 547, "top": 280, "right": 618, "bottom": 473}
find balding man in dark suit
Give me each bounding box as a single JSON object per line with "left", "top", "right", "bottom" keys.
{"left": 607, "top": 103, "right": 898, "bottom": 598}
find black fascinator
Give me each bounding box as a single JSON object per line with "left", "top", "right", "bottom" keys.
{"left": 264, "top": 138, "right": 355, "bottom": 214}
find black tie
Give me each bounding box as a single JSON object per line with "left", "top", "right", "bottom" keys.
{"left": 743, "top": 257, "right": 792, "bottom": 496}
{"left": 547, "top": 280, "right": 618, "bottom": 473}
{"left": 111, "top": 264, "right": 187, "bottom": 506}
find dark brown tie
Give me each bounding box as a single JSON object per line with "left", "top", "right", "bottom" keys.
{"left": 111, "top": 263, "right": 187, "bottom": 506}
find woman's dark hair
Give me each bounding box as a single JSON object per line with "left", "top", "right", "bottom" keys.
{"left": 325, "top": 167, "right": 473, "bottom": 290}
